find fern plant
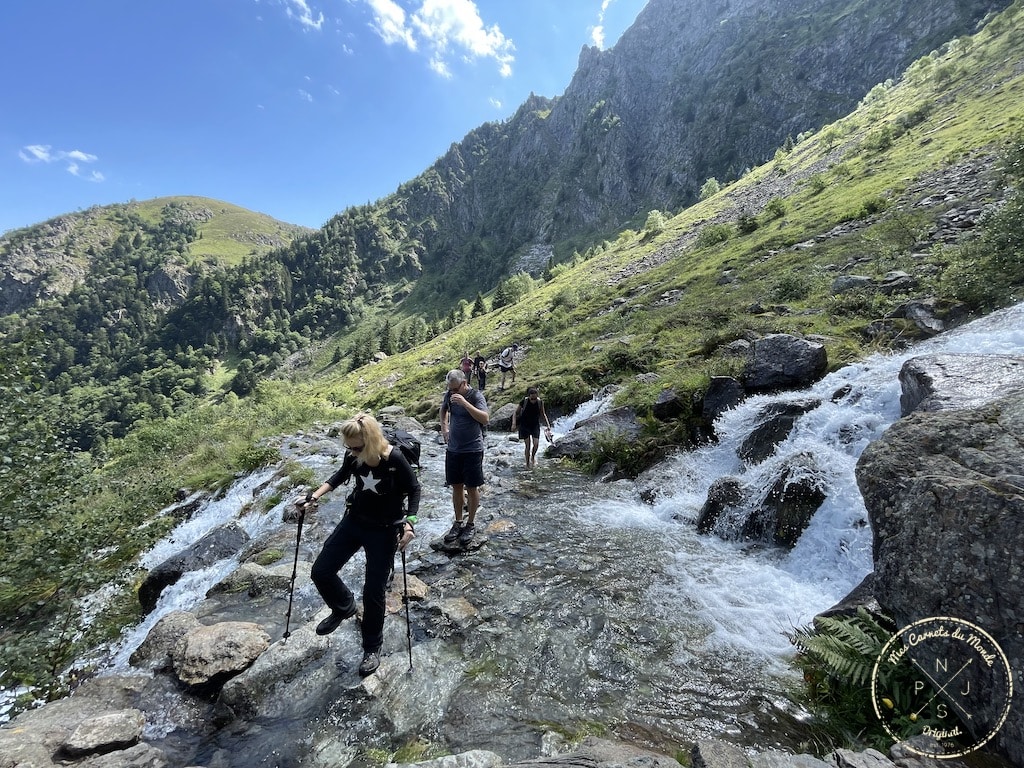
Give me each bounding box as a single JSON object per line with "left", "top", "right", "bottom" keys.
{"left": 787, "top": 607, "right": 897, "bottom": 749}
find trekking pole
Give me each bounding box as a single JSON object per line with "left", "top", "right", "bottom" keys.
{"left": 401, "top": 548, "right": 413, "bottom": 671}
{"left": 283, "top": 502, "right": 307, "bottom": 640}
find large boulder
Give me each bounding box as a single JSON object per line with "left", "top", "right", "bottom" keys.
{"left": 172, "top": 621, "right": 271, "bottom": 689}
{"left": 138, "top": 523, "right": 250, "bottom": 613}
{"left": 737, "top": 398, "right": 820, "bottom": 465}
{"left": 898, "top": 353, "right": 1024, "bottom": 415}
{"left": 742, "top": 334, "right": 827, "bottom": 392}
{"left": 856, "top": 392, "right": 1024, "bottom": 766}
{"left": 546, "top": 406, "right": 643, "bottom": 461}
{"left": 702, "top": 376, "right": 745, "bottom": 422}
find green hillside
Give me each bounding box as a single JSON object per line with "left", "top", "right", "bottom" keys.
{"left": 128, "top": 196, "right": 314, "bottom": 266}
{"left": 305, "top": 4, "right": 1024, "bottom": 430}
{"left": 4, "top": 0, "right": 1024, "bottom": 717}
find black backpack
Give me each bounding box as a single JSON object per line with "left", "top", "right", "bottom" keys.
{"left": 384, "top": 427, "right": 421, "bottom": 469}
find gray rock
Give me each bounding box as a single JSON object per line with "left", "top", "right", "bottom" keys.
{"left": 388, "top": 750, "right": 505, "bottom": 768}
{"left": 826, "top": 748, "right": 895, "bottom": 768}
{"left": 72, "top": 741, "right": 170, "bottom": 767}
{"left": 742, "top": 454, "right": 826, "bottom": 547}
{"left": 129, "top": 610, "right": 201, "bottom": 671}
{"left": 692, "top": 739, "right": 749, "bottom": 768}
{"left": 703, "top": 376, "right": 745, "bottom": 422}
{"left": 138, "top": 522, "right": 250, "bottom": 613}
{"left": 898, "top": 353, "right": 1024, "bottom": 415}
{"left": 743, "top": 335, "right": 828, "bottom": 392}
{"left": 172, "top": 621, "right": 271, "bottom": 688}
{"left": 489, "top": 402, "right": 519, "bottom": 432}
{"left": 547, "top": 406, "right": 642, "bottom": 461}
{"left": 217, "top": 624, "right": 335, "bottom": 721}
{"left": 857, "top": 392, "right": 1024, "bottom": 766}
{"left": 652, "top": 387, "right": 686, "bottom": 421}
{"left": 61, "top": 709, "right": 145, "bottom": 758}
{"left": 207, "top": 560, "right": 309, "bottom": 598}
{"left": 737, "top": 398, "right": 820, "bottom": 464}
{"left": 696, "top": 477, "right": 743, "bottom": 535}
{"left": 831, "top": 275, "right": 874, "bottom": 294}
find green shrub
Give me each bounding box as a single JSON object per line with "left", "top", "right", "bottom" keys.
{"left": 643, "top": 210, "right": 668, "bottom": 239}
{"left": 769, "top": 271, "right": 816, "bottom": 301}
{"left": 763, "top": 197, "right": 789, "bottom": 220}
{"left": 737, "top": 213, "right": 759, "bottom": 234}
{"left": 696, "top": 223, "right": 733, "bottom": 248}
{"left": 699, "top": 177, "right": 721, "bottom": 200}
{"left": 807, "top": 174, "right": 828, "bottom": 194}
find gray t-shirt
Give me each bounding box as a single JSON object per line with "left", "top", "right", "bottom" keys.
{"left": 442, "top": 388, "right": 488, "bottom": 453}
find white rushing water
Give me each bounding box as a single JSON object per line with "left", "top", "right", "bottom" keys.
{"left": 573, "top": 300, "right": 1024, "bottom": 672}
{"left": 7, "top": 301, "right": 1018, "bottom": 750}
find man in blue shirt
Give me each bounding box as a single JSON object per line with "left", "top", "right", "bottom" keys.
{"left": 439, "top": 369, "right": 489, "bottom": 545}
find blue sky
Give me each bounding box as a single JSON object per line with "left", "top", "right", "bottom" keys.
{"left": 0, "top": 0, "right": 648, "bottom": 235}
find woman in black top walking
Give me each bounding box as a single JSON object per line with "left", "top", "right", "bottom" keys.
{"left": 511, "top": 386, "right": 550, "bottom": 468}
{"left": 297, "top": 413, "right": 419, "bottom": 676}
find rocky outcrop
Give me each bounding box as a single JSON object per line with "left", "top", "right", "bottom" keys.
{"left": 172, "top": 621, "right": 271, "bottom": 688}
{"left": 546, "top": 406, "right": 642, "bottom": 460}
{"left": 138, "top": 522, "right": 250, "bottom": 613}
{"left": 743, "top": 334, "right": 828, "bottom": 393}
{"left": 857, "top": 390, "right": 1024, "bottom": 766}
{"left": 738, "top": 399, "right": 821, "bottom": 464}
{"left": 897, "top": 353, "right": 1024, "bottom": 415}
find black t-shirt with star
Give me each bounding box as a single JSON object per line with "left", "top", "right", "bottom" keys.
{"left": 326, "top": 449, "right": 420, "bottom": 526}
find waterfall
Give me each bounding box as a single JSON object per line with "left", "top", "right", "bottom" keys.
{"left": 7, "top": 303, "right": 1021, "bottom": 758}
{"left": 583, "top": 300, "right": 1024, "bottom": 666}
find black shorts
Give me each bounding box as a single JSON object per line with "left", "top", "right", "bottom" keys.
{"left": 445, "top": 451, "right": 485, "bottom": 488}
{"left": 518, "top": 424, "right": 541, "bottom": 440}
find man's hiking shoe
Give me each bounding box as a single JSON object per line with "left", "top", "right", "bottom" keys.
{"left": 443, "top": 521, "right": 463, "bottom": 543}
{"left": 458, "top": 523, "right": 475, "bottom": 545}
{"left": 358, "top": 651, "right": 380, "bottom": 676}
{"left": 315, "top": 604, "right": 357, "bottom": 636}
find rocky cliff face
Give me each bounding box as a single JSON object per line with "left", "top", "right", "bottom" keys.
{"left": 857, "top": 357, "right": 1024, "bottom": 765}
{"left": 534, "top": 0, "right": 1010, "bottom": 238}
{"left": 399, "top": 0, "right": 1011, "bottom": 283}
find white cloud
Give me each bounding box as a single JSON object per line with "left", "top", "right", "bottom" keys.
{"left": 286, "top": 0, "right": 324, "bottom": 30}
{"left": 364, "top": 0, "right": 514, "bottom": 77}
{"left": 298, "top": 88, "right": 314, "bottom": 101}
{"left": 590, "top": 0, "right": 616, "bottom": 49}
{"left": 366, "top": 0, "right": 417, "bottom": 49}
{"left": 20, "top": 144, "right": 104, "bottom": 182}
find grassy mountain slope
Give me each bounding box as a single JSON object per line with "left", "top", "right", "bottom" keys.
{"left": 0, "top": 195, "right": 311, "bottom": 312}
{"left": 303, "top": 3, "right": 1024, "bottom": 434}
{"left": 128, "top": 196, "right": 314, "bottom": 267}
{"left": 4, "top": 1, "right": 1024, "bottom": 714}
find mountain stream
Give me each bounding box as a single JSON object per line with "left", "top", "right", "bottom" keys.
{"left": 52, "top": 302, "right": 1024, "bottom": 765}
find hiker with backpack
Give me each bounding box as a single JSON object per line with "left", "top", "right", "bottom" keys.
{"left": 473, "top": 349, "right": 488, "bottom": 391}
{"left": 295, "top": 412, "right": 419, "bottom": 676}
{"left": 497, "top": 343, "right": 518, "bottom": 390}
{"left": 510, "top": 386, "right": 551, "bottom": 468}
{"left": 439, "top": 369, "right": 489, "bottom": 546}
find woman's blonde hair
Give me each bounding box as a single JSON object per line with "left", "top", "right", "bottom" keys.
{"left": 340, "top": 412, "right": 389, "bottom": 464}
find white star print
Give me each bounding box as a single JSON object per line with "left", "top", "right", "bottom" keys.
{"left": 358, "top": 471, "right": 381, "bottom": 494}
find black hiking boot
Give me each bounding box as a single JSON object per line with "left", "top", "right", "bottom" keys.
{"left": 358, "top": 651, "right": 380, "bottom": 676}
{"left": 458, "top": 522, "right": 475, "bottom": 546}
{"left": 443, "top": 521, "right": 463, "bottom": 543}
{"left": 315, "top": 604, "right": 357, "bottom": 636}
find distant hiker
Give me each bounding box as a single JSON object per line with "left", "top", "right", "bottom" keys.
{"left": 439, "top": 369, "right": 489, "bottom": 546}
{"left": 473, "top": 349, "right": 488, "bottom": 391}
{"left": 497, "top": 343, "right": 519, "bottom": 390}
{"left": 460, "top": 351, "right": 474, "bottom": 379}
{"left": 296, "top": 412, "right": 419, "bottom": 677}
{"left": 511, "top": 386, "right": 551, "bottom": 469}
